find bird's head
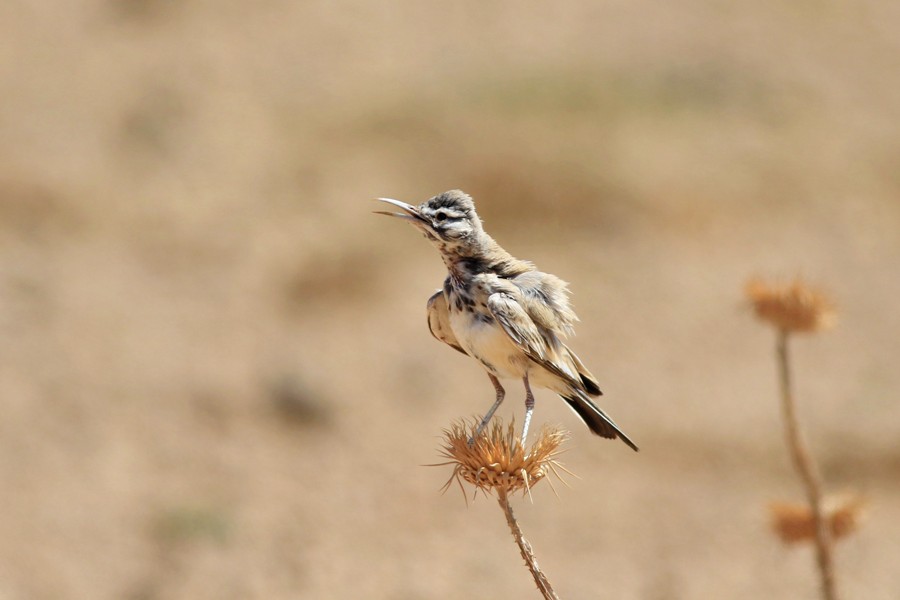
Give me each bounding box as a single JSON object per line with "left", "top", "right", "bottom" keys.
{"left": 375, "top": 190, "right": 485, "bottom": 255}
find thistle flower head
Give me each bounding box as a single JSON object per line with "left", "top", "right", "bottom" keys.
{"left": 745, "top": 277, "right": 836, "bottom": 333}
{"left": 769, "top": 494, "right": 867, "bottom": 544}
{"left": 437, "top": 419, "right": 569, "bottom": 499}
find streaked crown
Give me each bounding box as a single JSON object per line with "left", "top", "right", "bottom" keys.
{"left": 416, "top": 190, "right": 483, "bottom": 244}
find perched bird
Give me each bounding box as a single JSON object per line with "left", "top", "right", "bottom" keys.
{"left": 376, "top": 190, "right": 637, "bottom": 451}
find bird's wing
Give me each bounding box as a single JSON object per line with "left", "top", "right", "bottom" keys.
{"left": 565, "top": 345, "right": 603, "bottom": 396}
{"left": 509, "top": 272, "right": 602, "bottom": 395}
{"left": 426, "top": 290, "right": 467, "bottom": 355}
{"left": 512, "top": 271, "right": 577, "bottom": 337}
{"left": 487, "top": 291, "right": 584, "bottom": 389}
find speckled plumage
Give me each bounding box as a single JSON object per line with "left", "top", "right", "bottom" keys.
{"left": 377, "top": 190, "right": 637, "bottom": 450}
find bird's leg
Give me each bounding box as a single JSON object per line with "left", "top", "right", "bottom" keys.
{"left": 521, "top": 372, "right": 535, "bottom": 445}
{"left": 470, "top": 373, "right": 505, "bottom": 444}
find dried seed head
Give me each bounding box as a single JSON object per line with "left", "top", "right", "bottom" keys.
{"left": 745, "top": 277, "right": 836, "bottom": 333}
{"left": 769, "top": 494, "right": 866, "bottom": 544}
{"left": 438, "top": 419, "right": 568, "bottom": 499}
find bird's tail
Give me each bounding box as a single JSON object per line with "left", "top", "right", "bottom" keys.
{"left": 561, "top": 391, "right": 639, "bottom": 452}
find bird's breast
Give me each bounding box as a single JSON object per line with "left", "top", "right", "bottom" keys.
{"left": 447, "top": 290, "right": 527, "bottom": 378}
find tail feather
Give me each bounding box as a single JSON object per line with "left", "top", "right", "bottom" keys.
{"left": 561, "top": 392, "right": 638, "bottom": 452}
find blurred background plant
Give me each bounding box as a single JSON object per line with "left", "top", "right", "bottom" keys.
{"left": 747, "top": 277, "right": 861, "bottom": 600}
{"left": 2, "top": 2, "right": 899, "bottom": 598}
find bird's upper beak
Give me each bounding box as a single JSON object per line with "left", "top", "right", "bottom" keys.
{"left": 373, "top": 198, "right": 430, "bottom": 229}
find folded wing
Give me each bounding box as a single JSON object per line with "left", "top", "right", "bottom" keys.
{"left": 487, "top": 291, "right": 586, "bottom": 391}
{"left": 426, "top": 289, "right": 467, "bottom": 355}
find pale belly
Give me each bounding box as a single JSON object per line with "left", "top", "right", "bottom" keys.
{"left": 443, "top": 285, "right": 568, "bottom": 392}
{"left": 450, "top": 311, "right": 530, "bottom": 379}
{"left": 449, "top": 307, "right": 531, "bottom": 380}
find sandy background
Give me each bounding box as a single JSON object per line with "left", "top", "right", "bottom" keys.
{"left": 2, "top": 1, "right": 899, "bottom": 598}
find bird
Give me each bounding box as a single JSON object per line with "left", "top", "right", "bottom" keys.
{"left": 375, "top": 190, "right": 637, "bottom": 451}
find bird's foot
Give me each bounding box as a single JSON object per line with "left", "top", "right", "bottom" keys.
{"left": 520, "top": 410, "right": 533, "bottom": 446}
{"left": 467, "top": 424, "right": 486, "bottom": 447}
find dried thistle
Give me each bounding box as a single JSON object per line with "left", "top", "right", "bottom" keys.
{"left": 746, "top": 275, "right": 842, "bottom": 600}
{"left": 745, "top": 277, "right": 836, "bottom": 333}
{"left": 438, "top": 418, "right": 569, "bottom": 499}
{"left": 436, "top": 418, "right": 569, "bottom": 599}
{"left": 770, "top": 495, "right": 867, "bottom": 544}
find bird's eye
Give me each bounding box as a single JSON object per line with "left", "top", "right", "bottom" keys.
{"left": 434, "top": 211, "right": 448, "bottom": 222}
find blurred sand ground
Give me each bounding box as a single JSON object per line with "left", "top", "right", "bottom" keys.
{"left": 2, "top": 1, "right": 900, "bottom": 598}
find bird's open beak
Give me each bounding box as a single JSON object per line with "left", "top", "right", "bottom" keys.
{"left": 373, "top": 198, "right": 429, "bottom": 228}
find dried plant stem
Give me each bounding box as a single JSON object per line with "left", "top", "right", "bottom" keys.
{"left": 776, "top": 331, "right": 837, "bottom": 600}
{"left": 496, "top": 488, "right": 560, "bottom": 600}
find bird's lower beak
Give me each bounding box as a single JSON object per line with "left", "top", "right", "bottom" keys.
{"left": 373, "top": 198, "right": 428, "bottom": 227}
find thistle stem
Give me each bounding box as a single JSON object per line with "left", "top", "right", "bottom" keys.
{"left": 776, "top": 330, "right": 837, "bottom": 600}
{"left": 496, "top": 488, "right": 560, "bottom": 600}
